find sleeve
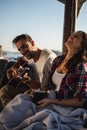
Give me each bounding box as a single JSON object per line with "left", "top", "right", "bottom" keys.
{"left": 74, "top": 63, "right": 87, "bottom": 99}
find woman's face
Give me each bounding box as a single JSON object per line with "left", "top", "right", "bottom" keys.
{"left": 65, "top": 33, "right": 82, "bottom": 54}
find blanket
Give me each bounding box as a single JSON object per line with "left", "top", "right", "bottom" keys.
{"left": 0, "top": 94, "right": 87, "bottom": 130}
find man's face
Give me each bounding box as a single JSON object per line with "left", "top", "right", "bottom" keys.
{"left": 16, "top": 39, "right": 35, "bottom": 59}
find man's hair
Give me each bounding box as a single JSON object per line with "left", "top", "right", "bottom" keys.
{"left": 12, "top": 34, "right": 32, "bottom": 45}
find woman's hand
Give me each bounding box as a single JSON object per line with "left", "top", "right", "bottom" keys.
{"left": 37, "top": 98, "right": 53, "bottom": 108}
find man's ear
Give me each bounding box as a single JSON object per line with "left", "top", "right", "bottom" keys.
{"left": 31, "top": 40, "right": 35, "bottom": 46}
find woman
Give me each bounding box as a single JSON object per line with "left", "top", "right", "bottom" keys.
{"left": 0, "top": 31, "right": 87, "bottom": 130}
{"left": 39, "top": 30, "right": 87, "bottom": 107}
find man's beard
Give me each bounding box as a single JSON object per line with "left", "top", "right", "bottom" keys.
{"left": 23, "top": 51, "right": 35, "bottom": 59}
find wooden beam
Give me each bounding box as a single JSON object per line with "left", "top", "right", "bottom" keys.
{"left": 62, "top": 0, "right": 78, "bottom": 53}
{"left": 57, "top": 0, "right": 87, "bottom": 53}
{"left": 57, "top": 0, "right": 66, "bottom": 4}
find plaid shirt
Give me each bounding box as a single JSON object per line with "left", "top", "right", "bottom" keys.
{"left": 47, "top": 55, "right": 87, "bottom": 99}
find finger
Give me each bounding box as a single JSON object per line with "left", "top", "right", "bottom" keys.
{"left": 37, "top": 102, "right": 46, "bottom": 108}
{"left": 37, "top": 103, "right": 44, "bottom": 108}
{"left": 18, "top": 66, "right": 24, "bottom": 71}
{"left": 38, "top": 99, "right": 44, "bottom": 105}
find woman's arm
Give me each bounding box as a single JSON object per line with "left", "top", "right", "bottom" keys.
{"left": 38, "top": 98, "right": 85, "bottom": 108}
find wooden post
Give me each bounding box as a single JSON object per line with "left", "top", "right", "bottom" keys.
{"left": 0, "top": 45, "right": 3, "bottom": 57}
{"left": 62, "top": 0, "right": 78, "bottom": 53}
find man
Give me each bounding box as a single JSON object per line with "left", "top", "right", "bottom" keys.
{"left": 0, "top": 34, "right": 56, "bottom": 109}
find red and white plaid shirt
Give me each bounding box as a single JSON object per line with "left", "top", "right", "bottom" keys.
{"left": 46, "top": 55, "right": 87, "bottom": 100}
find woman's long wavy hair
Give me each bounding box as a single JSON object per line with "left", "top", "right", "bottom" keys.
{"left": 64, "top": 31, "right": 87, "bottom": 72}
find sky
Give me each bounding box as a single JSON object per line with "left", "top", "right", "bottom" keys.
{"left": 0, "top": 0, "right": 87, "bottom": 52}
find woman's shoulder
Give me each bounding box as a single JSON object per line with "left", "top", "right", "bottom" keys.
{"left": 83, "top": 63, "right": 87, "bottom": 72}
{"left": 50, "top": 55, "right": 65, "bottom": 72}
{"left": 76, "top": 62, "right": 87, "bottom": 72}
{"left": 53, "top": 55, "right": 65, "bottom": 63}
